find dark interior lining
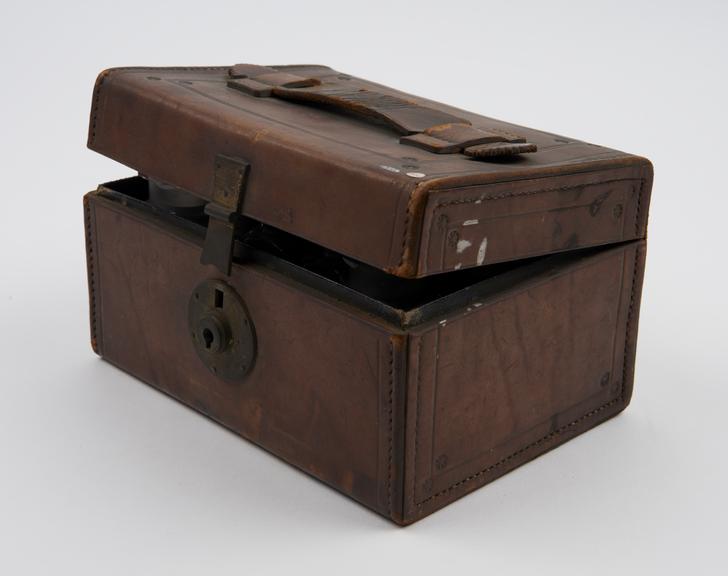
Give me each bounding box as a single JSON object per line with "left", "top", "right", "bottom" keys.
{"left": 101, "top": 176, "right": 562, "bottom": 313}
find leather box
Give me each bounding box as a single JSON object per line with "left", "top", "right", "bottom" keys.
{"left": 84, "top": 64, "right": 652, "bottom": 524}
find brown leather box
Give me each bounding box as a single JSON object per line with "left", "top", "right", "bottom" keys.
{"left": 84, "top": 64, "right": 652, "bottom": 524}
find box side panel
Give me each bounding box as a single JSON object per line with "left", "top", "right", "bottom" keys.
{"left": 403, "top": 240, "right": 646, "bottom": 523}
{"left": 86, "top": 193, "right": 403, "bottom": 519}
{"left": 417, "top": 162, "right": 651, "bottom": 276}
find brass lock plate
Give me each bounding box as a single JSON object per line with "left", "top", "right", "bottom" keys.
{"left": 188, "top": 279, "right": 256, "bottom": 381}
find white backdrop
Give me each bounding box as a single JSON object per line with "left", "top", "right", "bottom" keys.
{"left": 1, "top": 1, "right": 726, "bottom": 574}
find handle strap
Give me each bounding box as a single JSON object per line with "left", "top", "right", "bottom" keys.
{"left": 227, "top": 64, "right": 537, "bottom": 158}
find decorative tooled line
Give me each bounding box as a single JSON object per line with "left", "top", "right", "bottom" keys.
{"left": 432, "top": 177, "right": 641, "bottom": 209}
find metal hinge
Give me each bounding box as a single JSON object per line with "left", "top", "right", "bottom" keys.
{"left": 200, "top": 155, "right": 251, "bottom": 275}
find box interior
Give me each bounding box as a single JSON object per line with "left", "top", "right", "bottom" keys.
{"left": 98, "top": 176, "right": 621, "bottom": 327}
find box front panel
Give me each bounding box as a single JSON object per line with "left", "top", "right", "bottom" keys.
{"left": 85, "top": 193, "right": 401, "bottom": 518}
{"left": 404, "top": 241, "right": 645, "bottom": 521}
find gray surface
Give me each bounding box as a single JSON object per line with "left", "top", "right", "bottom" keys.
{"left": 1, "top": 1, "right": 726, "bottom": 574}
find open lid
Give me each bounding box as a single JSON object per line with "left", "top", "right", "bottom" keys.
{"left": 88, "top": 64, "right": 652, "bottom": 278}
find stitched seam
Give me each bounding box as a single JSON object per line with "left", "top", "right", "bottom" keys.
{"left": 396, "top": 179, "right": 638, "bottom": 272}
{"left": 634, "top": 179, "right": 644, "bottom": 236}
{"left": 89, "top": 66, "right": 229, "bottom": 146}
{"left": 411, "top": 339, "right": 423, "bottom": 508}
{"left": 387, "top": 342, "right": 394, "bottom": 516}
{"left": 83, "top": 197, "right": 98, "bottom": 352}
{"left": 397, "top": 194, "right": 413, "bottom": 269}
{"left": 89, "top": 71, "right": 109, "bottom": 146}
{"left": 415, "top": 245, "right": 641, "bottom": 506}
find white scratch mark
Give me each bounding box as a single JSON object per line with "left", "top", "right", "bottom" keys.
{"left": 463, "top": 219, "right": 479, "bottom": 226}
{"left": 406, "top": 171, "right": 426, "bottom": 178}
{"left": 474, "top": 302, "right": 483, "bottom": 308}
{"left": 477, "top": 237, "right": 488, "bottom": 265}
{"left": 475, "top": 199, "right": 482, "bottom": 204}
{"left": 380, "top": 165, "right": 400, "bottom": 173}
{"left": 456, "top": 239, "right": 472, "bottom": 254}
{"left": 453, "top": 263, "right": 462, "bottom": 270}
{"left": 439, "top": 319, "right": 447, "bottom": 326}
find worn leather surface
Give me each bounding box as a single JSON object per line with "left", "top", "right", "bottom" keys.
{"left": 85, "top": 192, "right": 402, "bottom": 516}
{"left": 85, "top": 190, "right": 646, "bottom": 524}
{"left": 402, "top": 240, "right": 645, "bottom": 522}
{"left": 88, "top": 65, "right": 652, "bottom": 277}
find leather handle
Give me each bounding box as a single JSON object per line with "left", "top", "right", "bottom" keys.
{"left": 227, "top": 64, "right": 537, "bottom": 158}
{"left": 268, "top": 86, "right": 469, "bottom": 136}
{"left": 228, "top": 64, "right": 466, "bottom": 135}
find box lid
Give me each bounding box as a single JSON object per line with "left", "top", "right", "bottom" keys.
{"left": 88, "top": 64, "right": 652, "bottom": 278}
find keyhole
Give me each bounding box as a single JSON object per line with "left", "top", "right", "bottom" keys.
{"left": 203, "top": 327, "right": 215, "bottom": 350}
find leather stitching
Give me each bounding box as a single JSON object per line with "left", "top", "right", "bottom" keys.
{"left": 411, "top": 339, "right": 423, "bottom": 508}
{"left": 387, "top": 341, "right": 395, "bottom": 516}
{"left": 634, "top": 179, "right": 644, "bottom": 236}
{"left": 83, "top": 196, "right": 99, "bottom": 353}
{"left": 398, "top": 197, "right": 413, "bottom": 273}
{"left": 413, "top": 244, "right": 641, "bottom": 507}
{"left": 89, "top": 70, "right": 110, "bottom": 146}
{"left": 432, "top": 177, "right": 642, "bottom": 209}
